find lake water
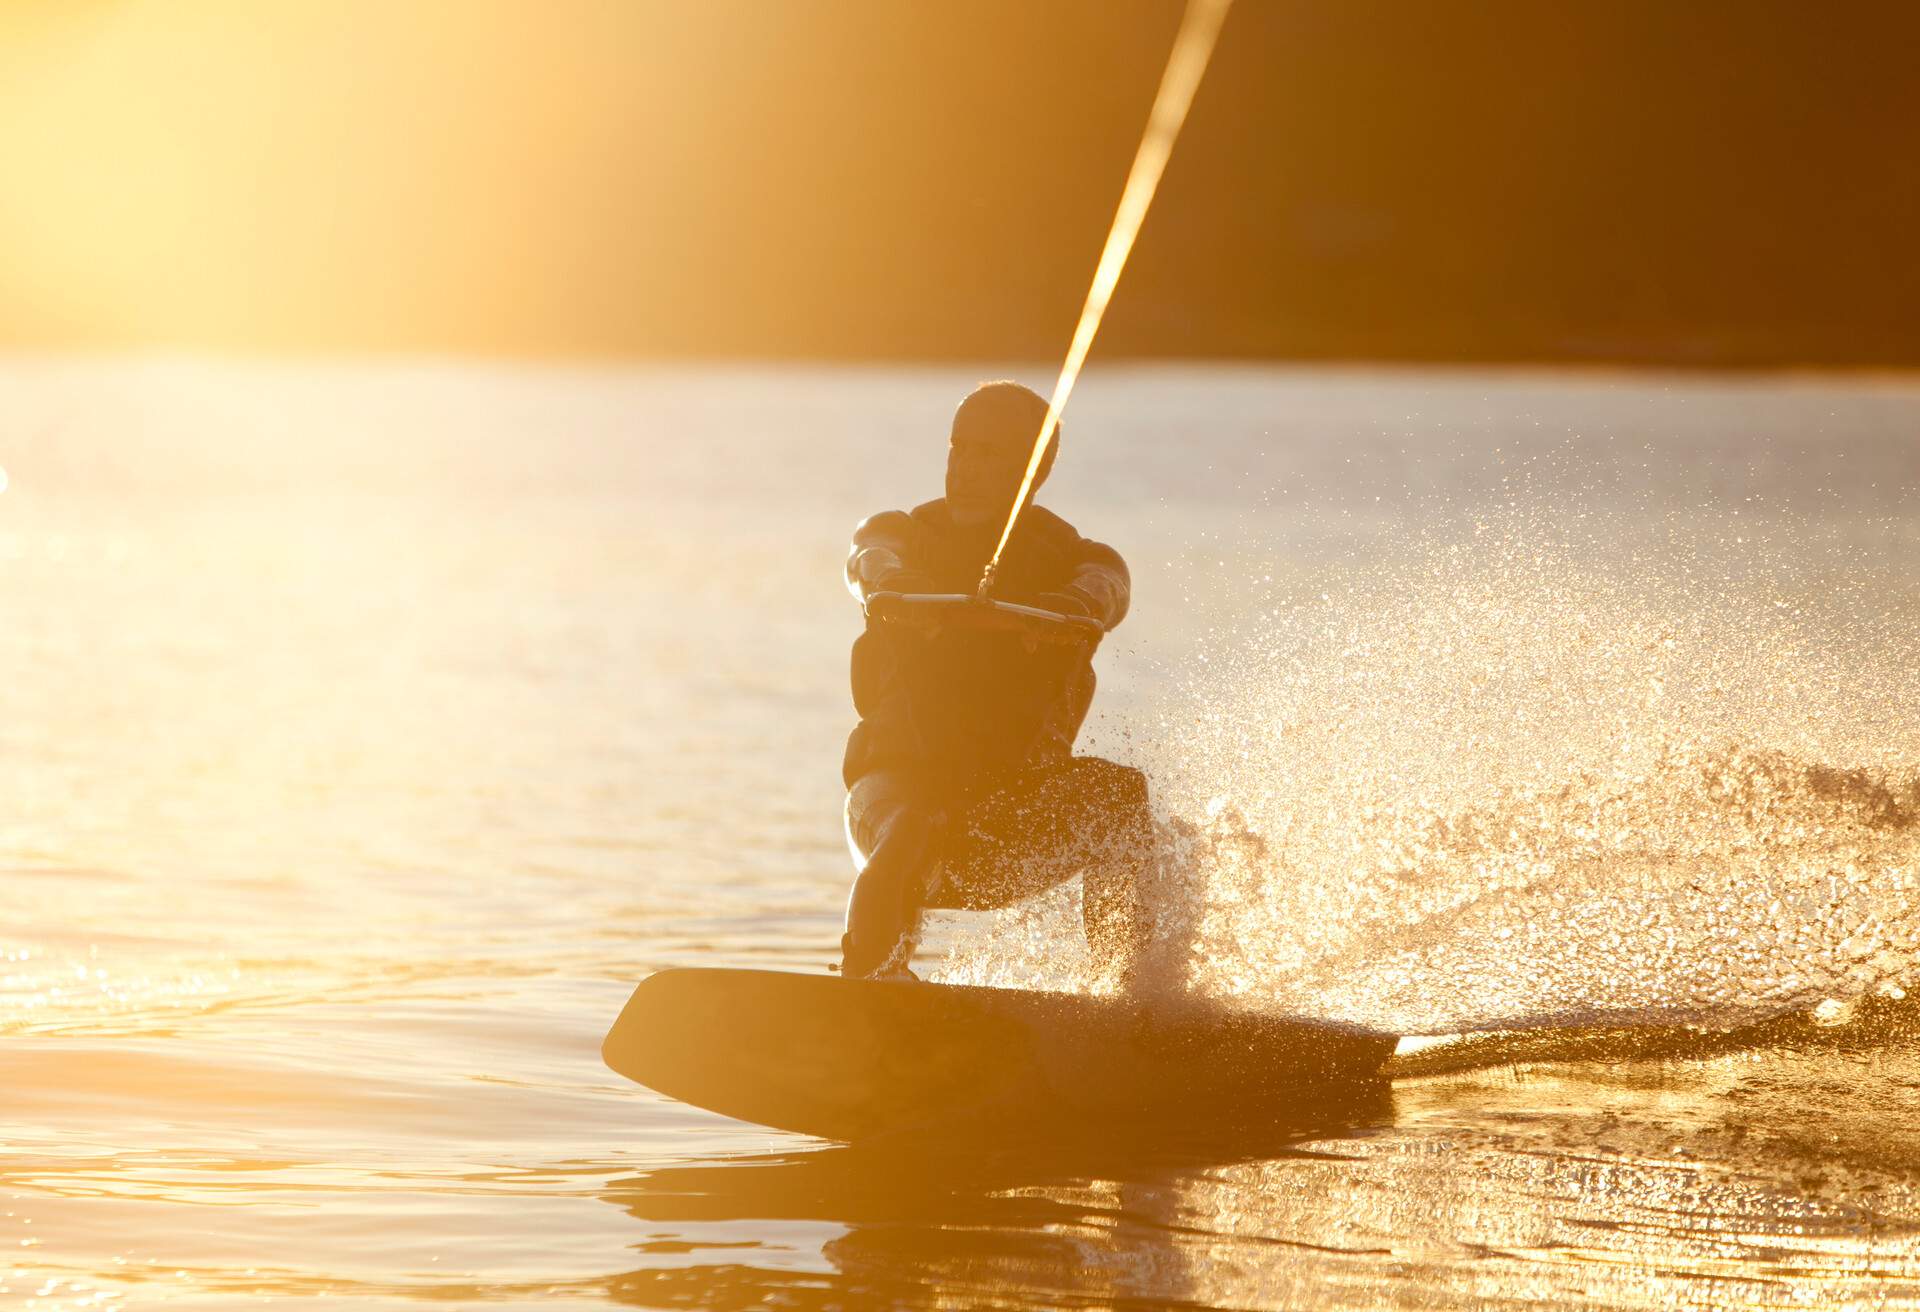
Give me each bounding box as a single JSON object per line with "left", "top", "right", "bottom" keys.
{"left": 3, "top": 359, "right": 1919, "bottom": 1308}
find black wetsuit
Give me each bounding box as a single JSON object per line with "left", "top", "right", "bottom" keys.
{"left": 840, "top": 499, "right": 1152, "bottom": 975}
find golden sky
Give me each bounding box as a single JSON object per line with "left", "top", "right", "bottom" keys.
{"left": 1, "top": 1, "right": 771, "bottom": 352}
{"left": 3, "top": 1, "right": 1916, "bottom": 365}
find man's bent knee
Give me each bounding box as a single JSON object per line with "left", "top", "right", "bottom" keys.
{"left": 1070, "top": 758, "right": 1149, "bottom": 811}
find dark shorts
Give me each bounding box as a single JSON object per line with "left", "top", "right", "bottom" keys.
{"left": 845, "top": 757, "right": 1152, "bottom": 911}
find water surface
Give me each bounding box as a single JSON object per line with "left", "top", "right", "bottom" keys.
{"left": 3, "top": 360, "right": 1918, "bottom": 1307}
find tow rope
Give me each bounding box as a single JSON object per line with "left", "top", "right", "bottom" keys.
{"left": 978, "top": 0, "right": 1233, "bottom": 597}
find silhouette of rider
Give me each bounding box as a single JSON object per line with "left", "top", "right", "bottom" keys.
{"left": 840, "top": 381, "right": 1154, "bottom": 982}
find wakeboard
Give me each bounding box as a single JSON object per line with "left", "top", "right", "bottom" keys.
{"left": 603, "top": 968, "right": 1397, "bottom": 1142}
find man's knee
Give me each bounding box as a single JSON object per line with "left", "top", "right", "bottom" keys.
{"left": 1072, "top": 758, "right": 1150, "bottom": 819}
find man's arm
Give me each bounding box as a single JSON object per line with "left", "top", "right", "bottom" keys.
{"left": 844, "top": 510, "right": 929, "bottom": 603}
{"left": 1054, "top": 534, "right": 1131, "bottom": 631}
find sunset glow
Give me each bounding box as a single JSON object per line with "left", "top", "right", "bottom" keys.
{"left": 5, "top": 3, "right": 1919, "bottom": 1308}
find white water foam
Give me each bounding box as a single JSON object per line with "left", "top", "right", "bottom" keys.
{"left": 941, "top": 506, "right": 1920, "bottom": 1034}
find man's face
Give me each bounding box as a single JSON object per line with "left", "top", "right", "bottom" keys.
{"left": 946, "top": 429, "right": 1036, "bottom": 528}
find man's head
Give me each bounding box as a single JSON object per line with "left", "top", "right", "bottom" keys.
{"left": 945, "top": 381, "right": 1057, "bottom": 528}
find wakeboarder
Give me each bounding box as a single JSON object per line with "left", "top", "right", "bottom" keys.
{"left": 839, "top": 381, "right": 1155, "bottom": 983}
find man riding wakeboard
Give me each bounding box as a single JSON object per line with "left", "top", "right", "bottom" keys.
{"left": 840, "top": 380, "right": 1156, "bottom": 984}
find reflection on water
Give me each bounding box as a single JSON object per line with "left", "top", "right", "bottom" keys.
{"left": 606, "top": 1097, "right": 1393, "bottom": 1309}
{"left": 3, "top": 360, "right": 1920, "bottom": 1307}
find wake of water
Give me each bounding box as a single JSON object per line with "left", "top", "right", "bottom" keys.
{"left": 937, "top": 505, "right": 1920, "bottom": 1035}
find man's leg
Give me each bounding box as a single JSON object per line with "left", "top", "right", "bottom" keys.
{"left": 1068, "top": 760, "right": 1157, "bottom": 981}
{"left": 939, "top": 757, "right": 1157, "bottom": 983}
{"left": 841, "top": 770, "right": 946, "bottom": 979}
